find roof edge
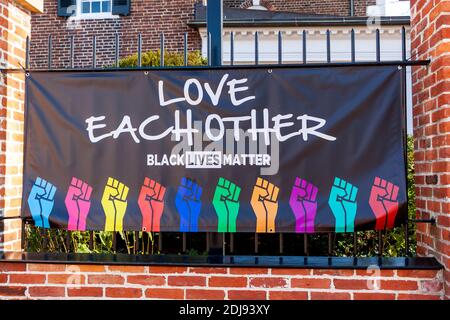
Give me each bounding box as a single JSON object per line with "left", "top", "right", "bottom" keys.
{"left": 188, "top": 16, "right": 411, "bottom": 28}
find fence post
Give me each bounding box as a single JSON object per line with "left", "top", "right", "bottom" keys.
{"left": 206, "top": 0, "right": 224, "bottom": 256}
{"left": 207, "top": 0, "right": 223, "bottom": 67}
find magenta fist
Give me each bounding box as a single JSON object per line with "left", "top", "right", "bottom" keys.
{"left": 65, "top": 177, "right": 93, "bottom": 231}
{"left": 289, "top": 177, "right": 318, "bottom": 233}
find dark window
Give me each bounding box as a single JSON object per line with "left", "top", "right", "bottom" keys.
{"left": 57, "top": 0, "right": 77, "bottom": 17}
{"left": 112, "top": 0, "right": 130, "bottom": 16}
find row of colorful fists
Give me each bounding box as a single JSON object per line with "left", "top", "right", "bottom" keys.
{"left": 28, "top": 175, "right": 399, "bottom": 233}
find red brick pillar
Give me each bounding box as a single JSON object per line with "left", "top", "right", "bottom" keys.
{"left": 0, "top": 0, "right": 42, "bottom": 251}
{"left": 410, "top": 0, "right": 450, "bottom": 299}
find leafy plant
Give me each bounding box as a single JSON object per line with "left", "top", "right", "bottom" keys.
{"left": 119, "top": 50, "right": 207, "bottom": 68}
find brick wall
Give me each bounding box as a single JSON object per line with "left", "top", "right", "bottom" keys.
{"left": 410, "top": 0, "right": 450, "bottom": 300}
{"left": 0, "top": 263, "right": 444, "bottom": 299}
{"left": 224, "top": 0, "right": 376, "bottom": 16}
{"left": 0, "top": 0, "right": 32, "bottom": 251}
{"left": 30, "top": 0, "right": 202, "bottom": 68}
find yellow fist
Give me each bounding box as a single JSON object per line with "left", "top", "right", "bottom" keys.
{"left": 102, "top": 177, "right": 129, "bottom": 232}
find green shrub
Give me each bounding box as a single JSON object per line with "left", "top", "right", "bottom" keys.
{"left": 118, "top": 50, "right": 207, "bottom": 68}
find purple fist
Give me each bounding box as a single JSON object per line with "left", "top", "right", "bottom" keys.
{"left": 289, "top": 177, "right": 318, "bottom": 233}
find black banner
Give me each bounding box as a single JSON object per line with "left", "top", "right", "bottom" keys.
{"left": 22, "top": 66, "right": 407, "bottom": 233}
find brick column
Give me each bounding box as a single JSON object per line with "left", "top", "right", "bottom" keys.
{"left": 410, "top": 0, "right": 450, "bottom": 299}
{"left": 0, "top": 0, "right": 42, "bottom": 251}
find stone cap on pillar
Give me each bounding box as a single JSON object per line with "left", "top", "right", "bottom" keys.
{"left": 15, "top": 0, "right": 43, "bottom": 13}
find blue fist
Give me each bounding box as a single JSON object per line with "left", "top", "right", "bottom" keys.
{"left": 175, "top": 178, "right": 202, "bottom": 232}
{"left": 328, "top": 177, "right": 358, "bottom": 233}
{"left": 27, "top": 177, "right": 57, "bottom": 228}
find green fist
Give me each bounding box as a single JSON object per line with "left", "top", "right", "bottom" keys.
{"left": 213, "top": 177, "right": 241, "bottom": 233}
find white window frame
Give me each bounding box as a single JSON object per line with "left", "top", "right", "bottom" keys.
{"left": 247, "top": 0, "right": 268, "bottom": 10}
{"left": 247, "top": 5, "right": 268, "bottom": 10}
{"left": 74, "top": 0, "right": 119, "bottom": 19}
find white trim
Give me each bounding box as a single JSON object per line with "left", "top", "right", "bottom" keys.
{"left": 75, "top": 12, "right": 119, "bottom": 20}
{"left": 248, "top": 5, "right": 268, "bottom": 11}
{"left": 248, "top": 0, "right": 268, "bottom": 10}
{"left": 73, "top": 0, "right": 119, "bottom": 20}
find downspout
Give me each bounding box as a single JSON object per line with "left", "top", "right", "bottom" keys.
{"left": 350, "top": 0, "right": 355, "bottom": 16}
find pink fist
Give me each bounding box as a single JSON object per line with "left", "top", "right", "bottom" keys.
{"left": 65, "top": 177, "right": 93, "bottom": 231}
{"left": 369, "top": 177, "right": 399, "bottom": 230}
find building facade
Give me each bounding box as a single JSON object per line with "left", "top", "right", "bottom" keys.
{"left": 29, "top": 0, "right": 407, "bottom": 68}
{"left": 1, "top": 0, "right": 449, "bottom": 301}
{"left": 30, "top": 0, "right": 201, "bottom": 68}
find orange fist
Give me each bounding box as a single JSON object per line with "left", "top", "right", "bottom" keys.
{"left": 250, "top": 177, "right": 280, "bottom": 233}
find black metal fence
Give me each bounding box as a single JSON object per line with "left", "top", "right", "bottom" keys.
{"left": 2, "top": 26, "right": 435, "bottom": 260}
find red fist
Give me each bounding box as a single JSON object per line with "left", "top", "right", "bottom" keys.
{"left": 369, "top": 177, "right": 400, "bottom": 230}
{"left": 138, "top": 177, "right": 166, "bottom": 232}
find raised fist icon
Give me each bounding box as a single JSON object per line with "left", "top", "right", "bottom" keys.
{"left": 369, "top": 177, "right": 400, "bottom": 230}
{"left": 138, "top": 177, "right": 166, "bottom": 232}
{"left": 328, "top": 177, "right": 358, "bottom": 233}
{"left": 251, "top": 177, "right": 279, "bottom": 233}
{"left": 101, "top": 177, "right": 129, "bottom": 232}
{"left": 212, "top": 177, "right": 241, "bottom": 233}
{"left": 175, "top": 178, "right": 202, "bottom": 232}
{"left": 65, "top": 177, "right": 92, "bottom": 231}
{"left": 289, "top": 177, "right": 318, "bottom": 233}
{"left": 27, "top": 177, "right": 57, "bottom": 229}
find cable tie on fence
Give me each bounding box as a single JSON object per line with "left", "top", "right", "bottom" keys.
{"left": 18, "top": 62, "right": 26, "bottom": 72}
{"left": 409, "top": 218, "right": 436, "bottom": 224}
{"left": 0, "top": 216, "right": 24, "bottom": 221}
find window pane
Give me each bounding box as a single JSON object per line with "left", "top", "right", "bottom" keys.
{"left": 102, "top": 1, "right": 110, "bottom": 12}
{"left": 82, "top": 2, "right": 90, "bottom": 13}
{"left": 92, "top": 1, "right": 101, "bottom": 13}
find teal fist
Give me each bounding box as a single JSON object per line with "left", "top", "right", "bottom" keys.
{"left": 27, "top": 177, "right": 57, "bottom": 229}
{"left": 328, "top": 177, "right": 358, "bottom": 233}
